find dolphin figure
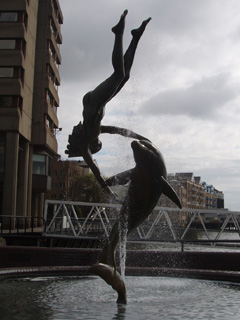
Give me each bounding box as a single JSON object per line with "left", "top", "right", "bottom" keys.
{"left": 89, "top": 140, "right": 182, "bottom": 303}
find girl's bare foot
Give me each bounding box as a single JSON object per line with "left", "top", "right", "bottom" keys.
{"left": 131, "top": 17, "right": 151, "bottom": 39}
{"left": 112, "top": 10, "right": 128, "bottom": 34}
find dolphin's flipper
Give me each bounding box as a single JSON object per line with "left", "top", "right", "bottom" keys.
{"left": 106, "top": 169, "right": 134, "bottom": 186}
{"left": 161, "top": 176, "right": 182, "bottom": 209}
{"left": 89, "top": 263, "right": 127, "bottom": 304}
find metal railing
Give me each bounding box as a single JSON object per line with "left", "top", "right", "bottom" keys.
{"left": 0, "top": 216, "right": 45, "bottom": 235}
{"left": 43, "top": 200, "right": 240, "bottom": 244}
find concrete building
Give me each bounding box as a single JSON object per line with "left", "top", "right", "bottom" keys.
{"left": 0, "top": 0, "right": 63, "bottom": 223}
{"left": 202, "top": 183, "right": 224, "bottom": 209}
{"left": 161, "top": 173, "right": 224, "bottom": 211}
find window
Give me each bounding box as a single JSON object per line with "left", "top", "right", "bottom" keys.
{"left": 47, "top": 64, "right": 55, "bottom": 83}
{"left": 45, "top": 114, "right": 57, "bottom": 133}
{"left": 0, "top": 96, "right": 22, "bottom": 109}
{"left": 0, "top": 96, "right": 12, "bottom": 107}
{"left": 0, "top": 67, "right": 14, "bottom": 77}
{"left": 48, "top": 40, "right": 60, "bottom": 67}
{"left": 0, "top": 67, "right": 24, "bottom": 83}
{"left": 0, "top": 134, "right": 5, "bottom": 173}
{"left": 46, "top": 64, "right": 58, "bottom": 89}
{"left": 0, "top": 12, "right": 18, "bottom": 22}
{"left": 32, "top": 154, "right": 50, "bottom": 175}
{"left": 0, "top": 39, "right": 16, "bottom": 49}
{"left": 50, "top": 17, "right": 57, "bottom": 35}
{"left": 46, "top": 89, "right": 53, "bottom": 106}
{"left": 0, "top": 12, "right": 28, "bottom": 30}
{"left": 0, "top": 39, "right": 26, "bottom": 56}
{"left": 59, "top": 182, "right": 65, "bottom": 188}
{"left": 45, "top": 115, "right": 50, "bottom": 127}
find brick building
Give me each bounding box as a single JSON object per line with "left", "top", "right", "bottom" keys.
{"left": 160, "top": 172, "right": 224, "bottom": 210}
{"left": 46, "top": 158, "right": 91, "bottom": 201}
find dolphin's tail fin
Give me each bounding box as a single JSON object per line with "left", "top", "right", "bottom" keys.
{"left": 161, "top": 176, "right": 182, "bottom": 209}
{"left": 89, "top": 263, "right": 127, "bottom": 304}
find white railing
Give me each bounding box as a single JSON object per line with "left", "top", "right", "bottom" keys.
{"left": 44, "top": 200, "right": 240, "bottom": 242}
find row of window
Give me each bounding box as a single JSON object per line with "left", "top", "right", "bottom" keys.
{"left": 52, "top": 0, "right": 63, "bottom": 26}
{"left": 0, "top": 39, "right": 26, "bottom": 56}
{"left": 45, "top": 114, "right": 58, "bottom": 134}
{"left": 0, "top": 134, "right": 50, "bottom": 177}
{"left": 46, "top": 64, "right": 59, "bottom": 90}
{"left": 51, "top": 194, "right": 65, "bottom": 200}
{"left": 52, "top": 182, "right": 65, "bottom": 188}
{"left": 48, "top": 40, "right": 61, "bottom": 66}
{"left": 46, "top": 89, "right": 58, "bottom": 110}
{"left": 0, "top": 66, "right": 24, "bottom": 81}
{"left": 49, "top": 17, "right": 61, "bottom": 46}
{"left": 0, "top": 96, "right": 22, "bottom": 108}
{"left": 0, "top": 11, "right": 28, "bottom": 30}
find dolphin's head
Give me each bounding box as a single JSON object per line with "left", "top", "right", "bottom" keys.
{"left": 131, "top": 140, "right": 167, "bottom": 177}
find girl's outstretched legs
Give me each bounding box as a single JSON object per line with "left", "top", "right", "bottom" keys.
{"left": 113, "top": 17, "right": 151, "bottom": 96}
{"left": 85, "top": 10, "right": 128, "bottom": 108}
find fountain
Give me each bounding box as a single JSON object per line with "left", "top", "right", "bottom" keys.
{"left": 66, "top": 11, "right": 182, "bottom": 303}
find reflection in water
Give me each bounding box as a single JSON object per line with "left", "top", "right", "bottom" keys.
{"left": 0, "top": 276, "right": 240, "bottom": 319}
{"left": 113, "top": 304, "right": 127, "bottom": 320}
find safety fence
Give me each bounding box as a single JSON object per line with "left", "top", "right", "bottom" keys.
{"left": 0, "top": 216, "right": 45, "bottom": 234}
{"left": 43, "top": 200, "right": 240, "bottom": 244}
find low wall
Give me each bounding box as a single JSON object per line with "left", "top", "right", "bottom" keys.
{"left": 0, "top": 246, "right": 240, "bottom": 282}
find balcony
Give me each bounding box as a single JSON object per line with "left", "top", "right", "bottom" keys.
{"left": 0, "top": 78, "right": 23, "bottom": 95}
{"left": 0, "top": 22, "right": 26, "bottom": 39}
{"left": 32, "top": 174, "right": 51, "bottom": 192}
{"left": 0, "top": 0, "right": 27, "bottom": 11}
{"left": 0, "top": 50, "right": 25, "bottom": 66}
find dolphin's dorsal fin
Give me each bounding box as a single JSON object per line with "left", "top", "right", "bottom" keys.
{"left": 161, "top": 176, "right": 182, "bottom": 209}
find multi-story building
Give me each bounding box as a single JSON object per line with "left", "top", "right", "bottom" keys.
{"left": 202, "top": 183, "right": 224, "bottom": 209}
{"left": 161, "top": 172, "right": 224, "bottom": 210}
{"left": 165, "top": 173, "right": 206, "bottom": 210}
{"left": 46, "top": 158, "right": 91, "bottom": 201}
{"left": 214, "top": 189, "right": 224, "bottom": 209}
{"left": 0, "top": 0, "right": 63, "bottom": 223}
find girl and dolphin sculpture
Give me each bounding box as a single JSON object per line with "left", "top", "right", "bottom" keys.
{"left": 66, "top": 11, "right": 182, "bottom": 303}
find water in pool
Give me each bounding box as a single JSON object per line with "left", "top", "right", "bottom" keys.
{"left": 0, "top": 276, "right": 240, "bottom": 319}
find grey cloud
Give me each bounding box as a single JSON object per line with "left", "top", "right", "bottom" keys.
{"left": 139, "top": 73, "right": 238, "bottom": 119}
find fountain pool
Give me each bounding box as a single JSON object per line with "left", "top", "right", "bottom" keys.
{"left": 0, "top": 275, "right": 240, "bottom": 319}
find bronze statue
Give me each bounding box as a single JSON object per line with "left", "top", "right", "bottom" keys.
{"left": 66, "top": 10, "right": 151, "bottom": 197}
{"left": 66, "top": 10, "right": 182, "bottom": 304}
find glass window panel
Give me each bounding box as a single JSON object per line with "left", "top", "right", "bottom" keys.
{"left": 0, "top": 67, "right": 14, "bottom": 77}
{"left": 0, "top": 39, "right": 16, "bottom": 49}
{"left": 0, "top": 12, "right": 18, "bottom": 22}
{"left": 33, "top": 154, "right": 46, "bottom": 175}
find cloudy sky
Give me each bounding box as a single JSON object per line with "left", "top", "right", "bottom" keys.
{"left": 57, "top": 0, "right": 240, "bottom": 211}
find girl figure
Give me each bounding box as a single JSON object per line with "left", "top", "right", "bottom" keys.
{"left": 66, "top": 10, "right": 151, "bottom": 197}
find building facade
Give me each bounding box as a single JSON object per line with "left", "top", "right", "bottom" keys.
{"left": 0, "top": 0, "right": 63, "bottom": 222}
{"left": 45, "top": 158, "right": 91, "bottom": 201}
{"left": 160, "top": 172, "right": 224, "bottom": 210}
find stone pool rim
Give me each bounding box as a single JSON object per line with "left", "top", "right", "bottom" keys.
{"left": 1, "top": 246, "right": 240, "bottom": 283}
